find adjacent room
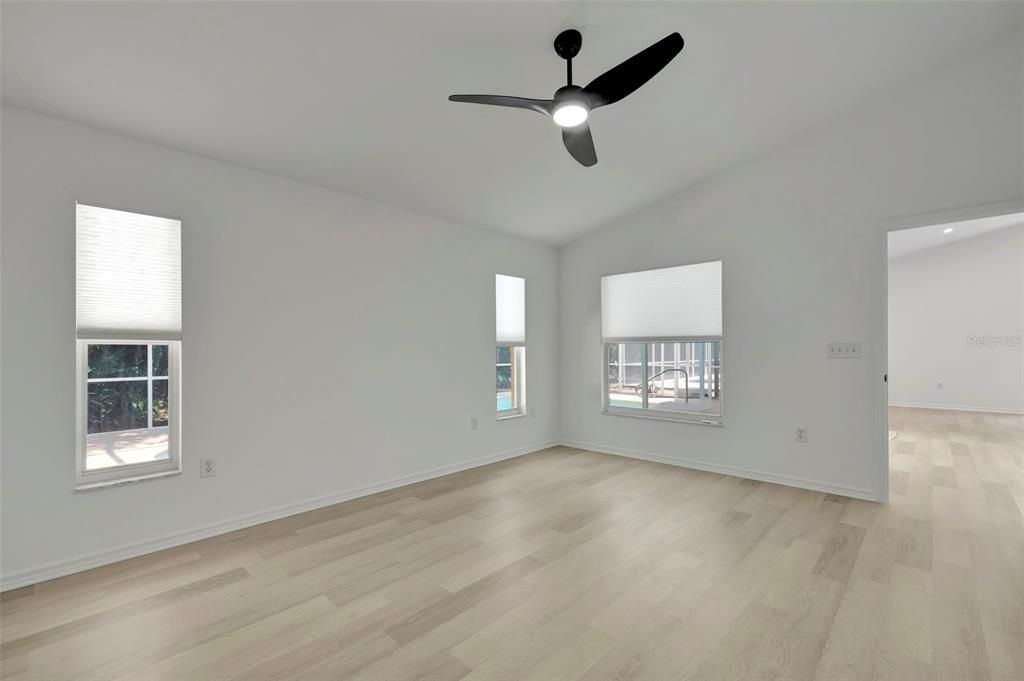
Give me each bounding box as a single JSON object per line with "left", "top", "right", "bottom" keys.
{"left": 1, "top": 2, "right": 1021, "bottom": 680}
{"left": 888, "top": 214, "right": 1023, "bottom": 416}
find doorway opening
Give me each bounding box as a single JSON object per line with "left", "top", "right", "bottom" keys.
{"left": 884, "top": 207, "right": 1023, "bottom": 503}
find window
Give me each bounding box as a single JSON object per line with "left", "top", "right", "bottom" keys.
{"left": 76, "top": 204, "right": 182, "bottom": 487}
{"left": 496, "top": 274, "right": 526, "bottom": 417}
{"left": 606, "top": 341, "right": 722, "bottom": 416}
{"left": 601, "top": 261, "right": 722, "bottom": 424}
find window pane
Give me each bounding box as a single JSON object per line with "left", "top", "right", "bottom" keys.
{"left": 86, "top": 427, "right": 169, "bottom": 470}
{"left": 607, "top": 342, "right": 644, "bottom": 409}
{"left": 497, "top": 345, "right": 518, "bottom": 412}
{"left": 87, "top": 344, "right": 147, "bottom": 378}
{"left": 88, "top": 380, "right": 148, "bottom": 433}
{"left": 83, "top": 341, "right": 174, "bottom": 473}
{"left": 152, "top": 344, "right": 169, "bottom": 377}
{"left": 152, "top": 379, "right": 169, "bottom": 427}
{"left": 86, "top": 378, "right": 170, "bottom": 472}
{"left": 622, "top": 343, "right": 643, "bottom": 364}
{"left": 645, "top": 341, "right": 722, "bottom": 417}
{"left": 496, "top": 364, "right": 513, "bottom": 411}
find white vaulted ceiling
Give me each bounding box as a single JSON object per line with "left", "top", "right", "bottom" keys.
{"left": 889, "top": 212, "right": 1024, "bottom": 259}
{"left": 3, "top": 1, "right": 1021, "bottom": 244}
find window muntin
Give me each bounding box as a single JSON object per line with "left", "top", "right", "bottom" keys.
{"left": 76, "top": 204, "right": 181, "bottom": 487}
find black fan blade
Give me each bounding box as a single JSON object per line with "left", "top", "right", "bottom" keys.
{"left": 583, "top": 33, "right": 684, "bottom": 109}
{"left": 448, "top": 94, "right": 553, "bottom": 115}
{"left": 562, "top": 122, "right": 597, "bottom": 167}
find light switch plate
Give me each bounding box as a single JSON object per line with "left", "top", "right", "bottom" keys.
{"left": 827, "top": 342, "right": 861, "bottom": 359}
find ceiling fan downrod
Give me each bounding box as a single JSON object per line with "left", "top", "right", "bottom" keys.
{"left": 554, "top": 29, "right": 583, "bottom": 86}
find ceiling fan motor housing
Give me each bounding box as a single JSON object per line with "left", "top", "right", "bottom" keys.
{"left": 552, "top": 85, "right": 590, "bottom": 127}
{"left": 554, "top": 85, "right": 586, "bottom": 105}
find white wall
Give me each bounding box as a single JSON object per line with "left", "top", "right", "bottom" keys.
{"left": 888, "top": 226, "right": 1023, "bottom": 413}
{"left": 559, "top": 36, "right": 1023, "bottom": 501}
{"left": 0, "top": 107, "right": 559, "bottom": 588}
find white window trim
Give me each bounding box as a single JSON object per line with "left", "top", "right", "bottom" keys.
{"left": 497, "top": 345, "right": 526, "bottom": 420}
{"left": 76, "top": 340, "right": 182, "bottom": 489}
{"left": 601, "top": 339, "right": 724, "bottom": 426}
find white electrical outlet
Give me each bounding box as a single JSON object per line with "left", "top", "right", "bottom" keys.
{"left": 827, "top": 342, "right": 861, "bottom": 359}
{"left": 470, "top": 416, "right": 478, "bottom": 431}
{"left": 200, "top": 458, "right": 216, "bottom": 477}
{"left": 936, "top": 382, "right": 944, "bottom": 390}
{"left": 795, "top": 427, "right": 808, "bottom": 443}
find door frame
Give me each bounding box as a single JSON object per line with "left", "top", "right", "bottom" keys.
{"left": 879, "top": 198, "right": 1024, "bottom": 504}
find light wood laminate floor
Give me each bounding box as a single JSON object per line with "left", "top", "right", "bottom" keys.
{"left": 2, "top": 407, "right": 1021, "bottom": 680}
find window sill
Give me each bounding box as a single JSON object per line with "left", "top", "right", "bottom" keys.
{"left": 602, "top": 408, "right": 723, "bottom": 427}
{"left": 497, "top": 411, "right": 527, "bottom": 421}
{"left": 75, "top": 467, "right": 181, "bottom": 491}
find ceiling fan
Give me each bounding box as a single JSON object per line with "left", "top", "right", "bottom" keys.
{"left": 449, "top": 29, "right": 684, "bottom": 167}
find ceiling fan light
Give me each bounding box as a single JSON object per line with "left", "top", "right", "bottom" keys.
{"left": 553, "top": 103, "right": 588, "bottom": 127}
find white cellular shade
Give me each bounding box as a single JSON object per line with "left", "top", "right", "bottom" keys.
{"left": 601, "top": 260, "right": 722, "bottom": 341}
{"left": 495, "top": 274, "right": 526, "bottom": 346}
{"left": 76, "top": 203, "right": 182, "bottom": 340}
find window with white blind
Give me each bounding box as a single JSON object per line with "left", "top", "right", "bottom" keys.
{"left": 496, "top": 274, "right": 526, "bottom": 418}
{"left": 76, "top": 203, "right": 182, "bottom": 487}
{"left": 601, "top": 260, "right": 723, "bottom": 424}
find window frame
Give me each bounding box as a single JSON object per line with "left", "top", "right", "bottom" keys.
{"left": 75, "top": 339, "right": 182, "bottom": 489}
{"left": 602, "top": 338, "right": 723, "bottom": 426}
{"left": 496, "top": 345, "right": 526, "bottom": 419}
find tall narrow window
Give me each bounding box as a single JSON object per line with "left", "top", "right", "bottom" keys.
{"left": 496, "top": 274, "right": 526, "bottom": 418}
{"left": 601, "top": 261, "right": 723, "bottom": 424}
{"left": 76, "top": 203, "right": 182, "bottom": 487}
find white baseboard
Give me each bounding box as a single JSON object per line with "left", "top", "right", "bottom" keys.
{"left": 888, "top": 401, "right": 1023, "bottom": 415}
{"left": 0, "top": 441, "right": 556, "bottom": 592}
{"left": 557, "top": 439, "right": 880, "bottom": 502}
